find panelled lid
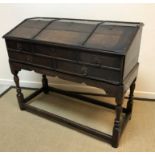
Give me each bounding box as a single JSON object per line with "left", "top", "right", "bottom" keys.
{"left": 5, "top": 18, "right": 54, "bottom": 39}
{"left": 35, "top": 19, "right": 100, "bottom": 45}
{"left": 3, "top": 17, "right": 142, "bottom": 54}
{"left": 84, "top": 22, "right": 139, "bottom": 52}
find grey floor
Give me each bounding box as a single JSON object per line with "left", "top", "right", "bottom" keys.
{"left": 0, "top": 84, "right": 10, "bottom": 96}
{"left": 0, "top": 88, "right": 155, "bottom": 151}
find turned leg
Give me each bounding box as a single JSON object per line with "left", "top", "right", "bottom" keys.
{"left": 126, "top": 79, "right": 136, "bottom": 119}
{"left": 13, "top": 71, "right": 25, "bottom": 110}
{"left": 42, "top": 74, "right": 49, "bottom": 94}
{"left": 112, "top": 94, "right": 124, "bottom": 148}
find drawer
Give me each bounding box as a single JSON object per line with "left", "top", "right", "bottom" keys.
{"left": 55, "top": 59, "right": 121, "bottom": 83}
{"left": 6, "top": 40, "right": 17, "bottom": 49}
{"left": 9, "top": 51, "right": 121, "bottom": 83}
{"left": 87, "top": 66, "right": 121, "bottom": 83}
{"left": 7, "top": 41, "right": 123, "bottom": 71}
{"left": 55, "top": 60, "right": 85, "bottom": 76}
{"left": 34, "top": 44, "right": 55, "bottom": 55}
{"left": 8, "top": 51, "right": 52, "bottom": 67}
{"left": 34, "top": 43, "right": 123, "bottom": 69}
{"left": 34, "top": 45, "right": 78, "bottom": 61}
{"left": 8, "top": 52, "right": 33, "bottom": 62}
{"left": 18, "top": 42, "right": 34, "bottom": 53}
{"left": 6, "top": 40, "right": 33, "bottom": 53}
{"left": 79, "top": 52, "right": 122, "bottom": 69}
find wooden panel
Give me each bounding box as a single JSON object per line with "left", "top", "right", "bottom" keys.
{"left": 35, "top": 20, "right": 99, "bottom": 45}
{"left": 34, "top": 44, "right": 123, "bottom": 69}
{"left": 34, "top": 44, "right": 78, "bottom": 61}
{"left": 6, "top": 40, "right": 17, "bottom": 49}
{"left": 123, "top": 26, "right": 142, "bottom": 79}
{"left": 8, "top": 51, "right": 33, "bottom": 62}
{"left": 87, "top": 66, "right": 121, "bottom": 83}
{"left": 46, "top": 19, "right": 99, "bottom": 32}
{"left": 55, "top": 59, "right": 121, "bottom": 83}
{"left": 6, "top": 19, "right": 54, "bottom": 39}
{"left": 35, "top": 30, "right": 89, "bottom": 45}
{"left": 84, "top": 22, "right": 138, "bottom": 52}
{"left": 4, "top": 18, "right": 141, "bottom": 55}
{"left": 34, "top": 44, "right": 55, "bottom": 55}
{"left": 79, "top": 51, "right": 122, "bottom": 69}
{"left": 6, "top": 40, "right": 34, "bottom": 53}
{"left": 55, "top": 60, "right": 83, "bottom": 75}
{"left": 8, "top": 51, "right": 52, "bottom": 68}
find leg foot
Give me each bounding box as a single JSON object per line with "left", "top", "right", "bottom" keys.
{"left": 112, "top": 94, "right": 124, "bottom": 148}
{"left": 13, "top": 71, "right": 25, "bottom": 110}
{"left": 42, "top": 74, "right": 49, "bottom": 94}
{"left": 126, "top": 79, "right": 136, "bottom": 120}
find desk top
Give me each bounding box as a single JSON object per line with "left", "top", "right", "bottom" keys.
{"left": 3, "top": 17, "right": 142, "bottom": 54}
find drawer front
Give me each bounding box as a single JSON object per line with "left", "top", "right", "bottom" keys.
{"left": 79, "top": 52, "right": 122, "bottom": 69}
{"left": 87, "top": 66, "right": 121, "bottom": 82}
{"left": 8, "top": 51, "right": 52, "bottom": 67}
{"left": 55, "top": 60, "right": 121, "bottom": 83}
{"left": 6, "top": 40, "right": 33, "bottom": 53}
{"left": 6, "top": 40, "right": 123, "bottom": 70}
{"left": 55, "top": 60, "right": 86, "bottom": 76}
{"left": 6, "top": 40, "right": 17, "bottom": 49}
{"left": 34, "top": 44, "right": 78, "bottom": 61}
{"left": 8, "top": 51, "right": 121, "bottom": 83}
{"left": 9, "top": 52, "right": 33, "bottom": 62}
{"left": 34, "top": 44, "right": 122, "bottom": 69}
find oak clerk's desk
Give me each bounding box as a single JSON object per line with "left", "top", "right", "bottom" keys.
{"left": 3, "top": 17, "right": 143, "bottom": 147}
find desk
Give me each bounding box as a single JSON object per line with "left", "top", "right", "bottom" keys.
{"left": 3, "top": 17, "right": 143, "bottom": 147}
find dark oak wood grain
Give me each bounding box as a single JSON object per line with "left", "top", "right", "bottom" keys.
{"left": 3, "top": 17, "right": 143, "bottom": 148}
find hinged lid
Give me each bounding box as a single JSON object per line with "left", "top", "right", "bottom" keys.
{"left": 3, "top": 17, "right": 142, "bottom": 54}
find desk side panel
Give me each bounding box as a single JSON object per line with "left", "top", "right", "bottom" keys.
{"left": 123, "top": 26, "right": 142, "bottom": 79}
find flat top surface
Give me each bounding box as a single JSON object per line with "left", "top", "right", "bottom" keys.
{"left": 4, "top": 17, "right": 141, "bottom": 54}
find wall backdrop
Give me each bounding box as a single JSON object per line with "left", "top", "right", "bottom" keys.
{"left": 0, "top": 3, "right": 155, "bottom": 98}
